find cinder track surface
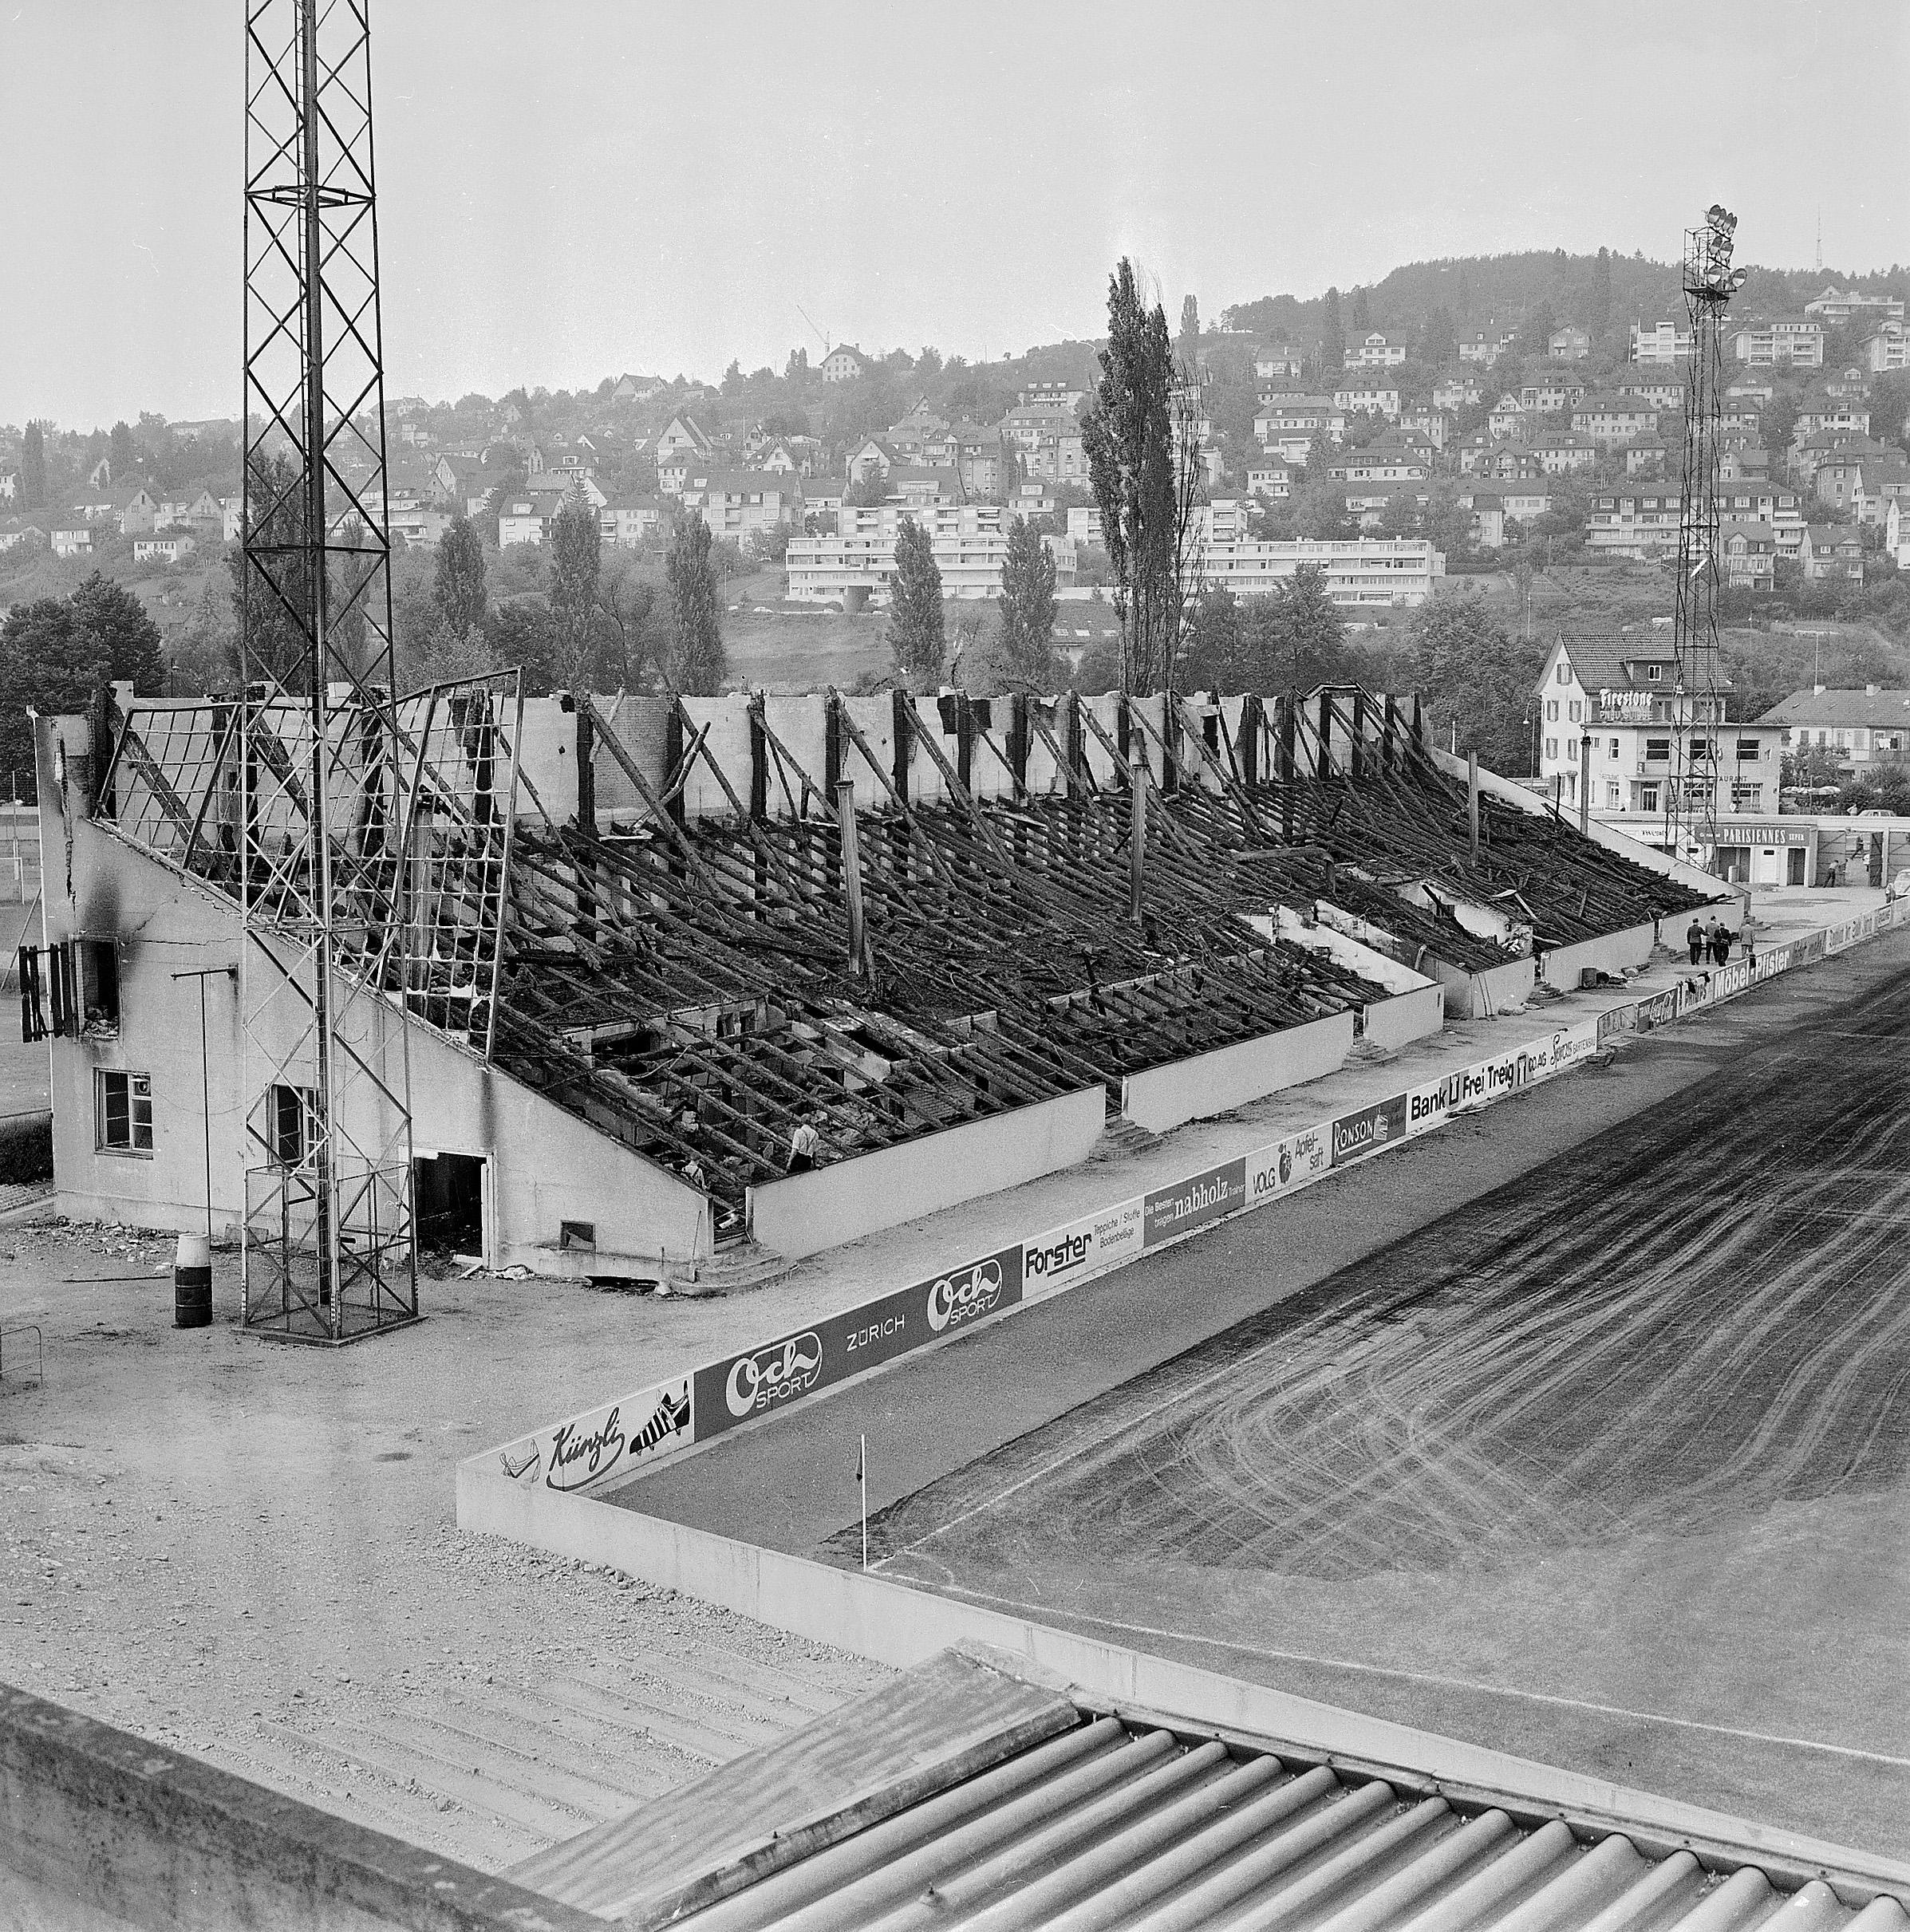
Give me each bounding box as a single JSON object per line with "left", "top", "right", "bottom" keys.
{"left": 630, "top": 939, "right": 1910, "bottom": 1855}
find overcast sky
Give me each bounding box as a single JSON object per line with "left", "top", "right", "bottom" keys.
{"left": 2, "top": 0, "right": 1906, "bottom": 429}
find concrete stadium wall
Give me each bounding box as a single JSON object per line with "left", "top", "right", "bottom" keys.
{"left": 1121, "top": 1011, "right": 1354, "bottom": 1134}
{"left": 1365, "top": 981, "right": 1449, "bottom": 1051}
{"left": 453, "top": 1475, "right": 1910, "bottom": 1898}
{"left": 1253, "top": 910, "right": 1446, "bottom": 1055}
{"left": 748, "top": 1084, "right": 1107, "bottom": 1260}
{"left": 1433, "top": 953, "right": 1536, "bottom": 1019}
{"left": 1541, "top": 918, "right": 1659, "bottom": 989}
{"left": 0, "top": 1678, "right": 604, "bottom": 1932}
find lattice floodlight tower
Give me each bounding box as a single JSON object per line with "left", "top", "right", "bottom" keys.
{"left": 239, "top": 0, "right": 523, "bottom": 1342}
{"left": 1665, "top": 203, "right": 1747, "bottom": 858}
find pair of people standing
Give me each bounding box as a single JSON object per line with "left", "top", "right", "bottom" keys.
{"left": 1685, "top": 917, "right": 1733, "bottom": 965}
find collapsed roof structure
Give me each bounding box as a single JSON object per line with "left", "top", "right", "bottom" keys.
{"left": 74, "top": 680, "right": 1718, "bottom": 1252}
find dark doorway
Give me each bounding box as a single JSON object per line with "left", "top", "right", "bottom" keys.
{"left": 414, "top": 1153, "right": 484, "bottom": 1260}
{"left": 1788, "top": 847, "right": 1807, "bottom": 886}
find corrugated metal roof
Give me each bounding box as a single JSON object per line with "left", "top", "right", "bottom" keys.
{"left": 613, "top": 1710, "right": 1909, "bottom": 1932}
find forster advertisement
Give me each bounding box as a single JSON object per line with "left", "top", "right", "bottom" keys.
{"left": 1142, "top": 1159, "right": 1246, "bottom": 1248}
{"left": 1023, "top": 1197, "right": 1145, "bottom": 1298}
{"left": 693, "top": 1244, "right": 1024, "bottom": 1441}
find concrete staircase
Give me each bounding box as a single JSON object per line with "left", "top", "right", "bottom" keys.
{"left": 222, "top": 1634, "right": 863, "bottom": 1874}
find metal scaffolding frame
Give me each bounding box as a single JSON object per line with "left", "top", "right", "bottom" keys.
{"left": 236, "top": 0, "right": 415, "bottom": 1342}
{"left": 1665, "top": 204, "right": 1747, "bottom": 860}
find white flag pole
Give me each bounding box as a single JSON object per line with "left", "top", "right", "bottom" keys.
{"left": 860, "top": 1433, "right": 868, "bottom": 1572}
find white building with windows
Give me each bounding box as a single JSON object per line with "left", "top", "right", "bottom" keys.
{"left": 1533, "top": 632, "right": 1785, "bottom": 861}
{"left": 1198, "top": 538, "right": 1442, "bottom": 605}
{"left": 786, "top": 504, "right": 1008, "bottom": 602}
{"left": 1629, "top": 320, "right": 1693, "bottom": 365}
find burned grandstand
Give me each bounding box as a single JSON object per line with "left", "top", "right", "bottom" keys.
{"left": 20, "top": 681, "right": 1723, "bottom": 1282}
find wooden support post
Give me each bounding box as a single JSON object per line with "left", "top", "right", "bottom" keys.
{"left": 824, "top": 695, "right": 843, "bottom": 795}
{"left": 890, "top": 688, "right": 911, "bottom": 805}
{"left": 748, "top": 703, "right": 768, "bottom": 822}
{"left": 1383, "top": 693, "right": 1398, "bottom": 770}
{"left": 1351, "top": 690, "right": 1367, "bottom": 785}
{"left": 1280, "top": 696, "right": 1296, "bottom": 846}
{"left": 1412, "top": 693, "right": 1425, "bottom": 745}
{"left": 836, "top": 779, "right": 866, "bottom": 976}
{"left": 1130, "top": 752, "right": 1147, "bottom": 925}
{"left": 1240, "top": 694, "right": 1261, "bottom": 789}
{"left": 662, "top": 704, "right": 686, "bottom": 832}
{"left": 1009, "top": 695, "right": 1030, "bottom": 791}
{"left": 1468, "top": 749, "right": 1480, "bottom": 862}
{"left": 957, "top": 695, "right": 974, "bottom": 792}
{"left": 1316, "top": 690, "right": 1334, "bottom": 780}
{"left": 574, "top": 697, "right": 596, "bottom": 836}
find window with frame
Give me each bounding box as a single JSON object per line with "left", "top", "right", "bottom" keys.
{"left": 1737, "top": 738, "right": 1762, "bottom": 760}
{"left": 1545, "top": 700, "right": 1558, "bottom": 721}
{"left": 1556, "top": 664, "right": 1569, "bottom": 684}
{"left": 1645, "top": 663, "right": 1663, "bottom": 680}
{"left": 78, "top": 940, "right": 119, "bottom": 1035}
{"left": 1545, "top": 736, "right": 1558, "bottom": 761}
{"left": 96, "top": 1070, "right": 152, "bottom": 1154}
{"left": 1645, "top": 737, "right": 1671, "bottom": 763}
{"left": 1608, "top": 738, "right": 1620, "bottom": 759}
{"left": 267, "top": 1084, "right": 321, "bottom": 1169}
{"left": 1567, "top": 700, "right": 1581, "bottom": 723}
{"left": 1640, "top": 784, "right": 1659, "bottom": 812}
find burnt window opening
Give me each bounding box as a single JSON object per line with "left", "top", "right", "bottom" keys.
{"left": 267, "top": 1083, "right": 320, "bottom": 1169}
{"left": 79, "top": 940, "right": 119, "bottom": 1035}
{"left": 96, "top": 1070, "right": 152, "bottom": 1154}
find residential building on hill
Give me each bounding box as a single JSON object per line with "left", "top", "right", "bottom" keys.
{"left": 1332, "top": 381, "right": 1402, "bottom": 420}
{"left": 1799, "top": 523, "right": 1865, "bottom": 584}
{"left": 677, "top": 469, "right": 803, "bottom": 538}
{"left": 1456, "top": 329, "right": 1501, "bottom": 365}
{"left": 818, "top": 345, "right": 871, "bottom": 383}
{"left": 1198, "top": 537, "right": 1442, "bottom": 605}
{"left": 1630, "top": 320, "right": 1692, "bottom": 364}
{"left": 1347, "top": 329, "right": 1408, "bottom": 367}
{"left": 1253, "top": 345, "right": 1306, "bottom": 380}
{"left": 1759, "top": 685, "right": 1910, "bottom": 769}
{"left": 1801, "top": 286, "right": 1905, "bottom": 327}
{"left": 1548, "top": 324, "right": 1591, "bottom": 360}
{"left": 1617, "top": 375, "right": 1686, "bottom": 413}
{"left": 1730, "top": 317, "right": 1825, "bottom": 367}
{"left": 1719, "top": 520, "right": 1777, "bottom": 590}
{"left": 1862, "top": 320, "right": 1908, "bottom": 373}
{"left": 1432, "top": 375, "right": 1481, "bottom": 412}
{"left": 1517, "top": 374, "right": 1587, "bottom": 415}
{"left": 1571, "top": 395, "right": 1662, "bottom": 448}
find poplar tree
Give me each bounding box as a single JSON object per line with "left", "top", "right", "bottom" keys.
{"left": 667, "top": 511, "right": 727, "bottom": 696}
{"left": 21, "top": 423, "right": 45, "bottom": 507}
{"left": 996, "top": 516, "right": 1057, "bottom": 691}
{"left": 433, "top": 513, "right": 488, "bottom": 641}
{"left": 886, "top": 517, "right": 945, "bottom": 680}
{"left": 1081, "top": 258, "right": 1180, "bottom": 694}
{"left": 549, "top": 485, "right": 602, "bottom": 688}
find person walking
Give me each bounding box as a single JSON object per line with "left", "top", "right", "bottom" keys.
{"left": 1714, "top": 921, "right": 1733, "bottom": 964}
{"left": 1686, "top": 916, "right": 1706, "bottom": 964}
{"left": 786, "top": 1115, "right": 822, "bottom": 1176}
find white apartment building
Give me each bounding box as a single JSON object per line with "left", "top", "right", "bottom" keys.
{"left": 1586, "top": 487, "right": 1805, "bottom": 561}
{"left": 1347, "top": 330, "right": 1409, "bottom": 367}
{"left": 787, "top": 504, "right": 1008, "bottom": 602}
{"left": 1802, "top": 286, "right": 1906, "bottom": 327}
{"left": 1630, "top": 320, "right": 1693, "bottom": 364}
{"left": 1533, "top": 632, "right": 1785, "bottom": 839}
{"left": 1198, "top": 538, "right": 1443, "bottom": 605}
{"left": 1730, "top": 317, "right": 1825, "bottom": 368}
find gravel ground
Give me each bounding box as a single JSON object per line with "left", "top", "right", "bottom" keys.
{"left": 0, "top": 1227, "right": 878, "bottom": 1871}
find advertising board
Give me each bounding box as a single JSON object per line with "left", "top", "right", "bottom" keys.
{"left": 694, "top": 1244, "right": 1024, "bottom": 1441}
{"left": 1330, "top": 1094, "right": 1409, "bottom": 1165}
{"left": 1023, "top": 1197, "right": 1144, "bottom": 1299}
{"left": 1142, "top": 1159, "right": 1245, "bottom": 1248}
{"left": 496, "top": 1374, "right": 695, "bottom": 1496}
{"left": 1245, "top": 1123, "right": 1332, "bottom": 1207}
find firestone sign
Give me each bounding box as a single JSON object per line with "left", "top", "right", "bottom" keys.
{"left": 1597, "top": 688, "right": 1656, "bottom": 719}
